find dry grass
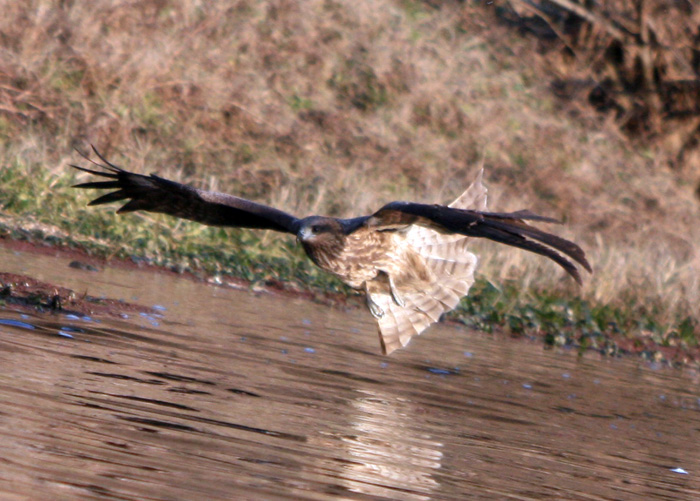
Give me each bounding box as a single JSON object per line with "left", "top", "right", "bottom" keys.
{"left": 0, "top": 1, "right": 698, "bottom": 334}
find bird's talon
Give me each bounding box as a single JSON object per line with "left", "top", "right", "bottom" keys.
{"left": 388, "top": 276, "right": 405, "bottom": 307}
{"left": 391, "top": 290, "right": 405, "bottom": 307}
{"left": 367, "top": 298, "right": 384, "bottom": 318}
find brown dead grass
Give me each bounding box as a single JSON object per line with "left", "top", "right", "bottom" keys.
{"left": 0, "top": 1, "right": 698, "bottom": 328}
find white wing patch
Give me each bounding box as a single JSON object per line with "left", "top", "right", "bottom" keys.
{"left": 371, "top": 170, "right": 488, "bottom": 354}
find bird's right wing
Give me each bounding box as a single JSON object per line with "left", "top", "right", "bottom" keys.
{"left": 363, "top": 202, "right": 591, "bottom": 285}
{"left": 72, "top": 146, "right": 300, "bottom": 234}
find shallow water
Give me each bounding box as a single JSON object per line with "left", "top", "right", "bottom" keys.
{"left": 1, "top": 244, "right": 699, "bottom": 500}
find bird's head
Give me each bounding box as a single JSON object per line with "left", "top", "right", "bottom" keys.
{"left": 297, "top": 216, "right": 343, "bottom": 242}
{"left": 297, "top": 216, "right": 345, "bottom": 261}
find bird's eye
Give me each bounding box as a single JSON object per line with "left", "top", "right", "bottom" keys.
{"left": 311, "top": 225, "right": 320, "bottom": 233}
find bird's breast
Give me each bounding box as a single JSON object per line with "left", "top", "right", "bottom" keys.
{"left": 312, "top": 230, "right": 397, "bottom": 289}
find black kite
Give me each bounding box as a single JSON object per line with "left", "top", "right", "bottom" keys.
{"left": 72, "top": 147, "right": 591, "bottom": 354}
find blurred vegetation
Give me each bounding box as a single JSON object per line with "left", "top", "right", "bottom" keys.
{"left": 0, "top": 0, "right": 698, "bottom": 363}
{"left": 502, "top": 0, "right": 700, "bottom": 173}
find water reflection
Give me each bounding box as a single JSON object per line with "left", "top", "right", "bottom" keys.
{"left": 1, "top": 244, "right": 700, "bottom": 499}
{"left": 339, "top": 389, "right": 442, "bottom": 499}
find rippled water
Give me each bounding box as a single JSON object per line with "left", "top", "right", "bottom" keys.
{"left": 1, "top": 244, "right": 699, "bottom": 500}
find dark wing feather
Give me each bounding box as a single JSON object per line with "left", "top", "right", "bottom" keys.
{"left": 72, "top": 146, "right": 300, "bottom": 234}
{"left": 364, "top": 202, "right": 591, "bottom": 285}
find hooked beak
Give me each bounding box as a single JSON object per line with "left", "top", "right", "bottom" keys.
{"left": 297, "top": 226, "right": 313, "bottom": 242}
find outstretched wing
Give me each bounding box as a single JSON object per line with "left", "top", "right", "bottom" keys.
{"left": 363, "top": 201, "right": 591, "bottom": 285}
{"left": 369, "top": 173, "right": 486, "bottom": 353}
{"left": 72, "top": 146, "right": 300, "bottom": 234}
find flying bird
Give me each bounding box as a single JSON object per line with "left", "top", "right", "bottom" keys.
{"left": 72, "top": 147, "right": 591, "bottom": 354}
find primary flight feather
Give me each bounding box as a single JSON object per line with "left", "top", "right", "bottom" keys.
{"left": 72, "top": 147, "right": 591, "bottom": 354}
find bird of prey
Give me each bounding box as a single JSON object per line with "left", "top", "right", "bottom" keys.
{"left": 72, "top": 147, "right": 591, "bottom": 354}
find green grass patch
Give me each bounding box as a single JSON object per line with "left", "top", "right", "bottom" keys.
{"left": 456, "top": 279, "right": 698, "bottom": 359}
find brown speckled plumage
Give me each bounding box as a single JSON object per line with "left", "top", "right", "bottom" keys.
{"left": 73, "top": 147, "right": 591, "bottom": 354}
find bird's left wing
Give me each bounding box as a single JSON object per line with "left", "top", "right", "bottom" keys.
{"left": 72, "top": 146, "right": 300, "bottom": 234}
{"left": 361, "top": 202, "right": 591, "bottom": 284}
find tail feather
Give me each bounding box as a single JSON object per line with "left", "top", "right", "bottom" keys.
{"left": 373, "top": 236, "right": 478, "bottom": 354}
{"left": 374, "top": 293, "right": 433, "bottom": 354}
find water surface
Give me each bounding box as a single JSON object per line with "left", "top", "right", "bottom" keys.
{"left": 1, "top": 245, "right": 699, "bottom": 500}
